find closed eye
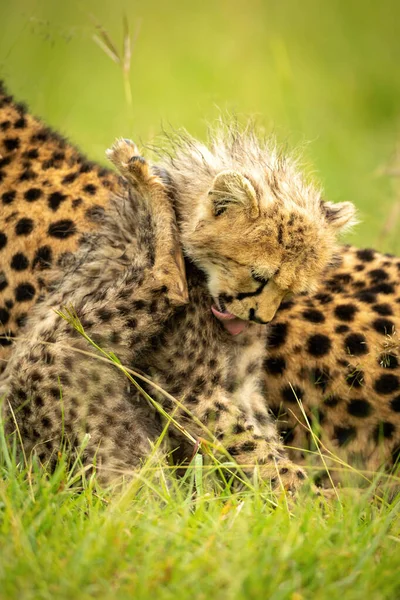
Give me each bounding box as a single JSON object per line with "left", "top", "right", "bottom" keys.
{"left": 251, "top": 270, "right": 270, "bottom": 285}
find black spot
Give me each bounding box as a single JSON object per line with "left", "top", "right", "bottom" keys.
{"left": 374, "top": 374, "right": 399, "bottom": 395}
{"left": 390, "top": 396, "right": 400, "bottom": 412}
{"left": 83, "top": 184, "right": 97, "bottom": 195}
{"left": 264, "top": 356, "right": 286, "bottom": 375}
{"left": 372, "top": 318, "right": 395, "bottom": 335}
{"left": 19, "top": 168, "right": 36, "bottom": 181}
{"left": 14, "top": 282, "right": 35, "bottom": 302}
{"left": 52, "top": 150, "right": 65, "bottom": 161}
{"left": 334, "top": 304, "right": 358, "bottom": 322}
{"left": 356, "top": 248, "right": 375, "bottom": 262}
{"left": 392, "top": 447, "right": 400, "bottom": 467}
{"left": 314, "top": 293, "right": 333, "bottom": 304}
{"left": 324, "top": 279, "right": 344, "bottom": 293}
{"left": 334, "top": 426, "right": 356, "bottom": 446}
{"left": 232, "top": 423, "right": 246, "bottom": 436}
{"left": 368, "top": 268, "right": 388, "bottom": 282}
{"left": 79, "top": 161, "right": 94, "bottom": 173}
{"left": 282, "top": 428, "right": 295, "bottom": 444}
{"left": 11, "top": 252, "right": 29, "bottom": 271}
{"left": 24, "top": 188, "right": 42, "bottom": 202}
{"left": 281, "top": 384, "right": 304, "bottom": 404}
{"left": 373, "top": 421, "right": 395, "bottom": 441}
{"left": 335, "top": 324, "right": 349, "bottom": 334}
{"left": 48, "top": 192, "right": 67, "bottom": 211}
{"left": 109, "top": 331, "right": 121, "bottom": 344}
{"left": 324, "top": 395, "right": 341, "bottom": 408}
{"left": 30, "top": 128, "right": 50, "bottom": 143}
{"left": 346, "top": 369, "right": 364, "bottom": 389}
{"left": 311, "top": 367, "right": 330, "bottom": 393}
{"left": 347, "top": 399, "right": 372, "bottom": 418}
{"left": 268, "top": 322, "right": 288, "bottom": 349}
{"left": 2, "top": 190, "right": 16, "bottom": 204}
{"left": 97, "top": 308, "right": 113, "bottom": 322}
{"left": 344, "top": 333, "right": 368, "bottom": 356}
{"left": 14, "top": 117, "right": 27, "bottom": 129}
{"left": 47, "top": 220, "right": 76, "bottom": 239}
{"left": 356, "top": 289, "right": 378, "bottom": 304}
{"left": 24, "top": 148, "right": 39, "bottom": 159}
{"left": 62, "top": 172, "right": 78, "bottom": 184}
{"left": 302, "top": 309, "right": 325, "bottom": 323}
{"left": 378, "top": 353, "right": 398, "bottom": 369}
{"left": 0, "top": 308, "right": 10, "bottom": 325}
{"left": 0, "top": 333, "right": 13, "bottom": 346}
{"left": 186, "top": 394, "right": 199, "bottom": 405}
{"left": 226, "top": 445, "right": 240, "bottom": 456}
{"left": 306, "top": 334, "right": 331, "bottom": 357}
{"left": 3, "top": 137, "right": 20, "bottom": 152}
{"left": 16, "top": 313, "right": 28, "bottom": 328}
{"left": 0, "top": 156, "right": 11, "bottom": 167}
{"left": 277, "top": 299, "right": 294, "bottom": 312}
{"left": 133, "top": 300, "right": 146, "bottom": 311}
{"left": 41, "top": 416, "right": 52, "bottom": 429}
{"left": 15, "top": 218, "right": 34, "bottom": 236}
{"left": 370, "top": 282, "right": 395, "bottom": 295}
{"left": 372, "top": 303, "right": 393, "bottom": 316}
{"left": 72, "top": 198, "right": 83, "bottom": 209}
{"left": 240, "top": 441, "right": 257, "bottom": 452}
{"left": 0, "top": 272, "right": 8, "bottom": 292}
{"left": 0, "top": 232, "right": 7, "bottom": 250}
{"left": 32, "top": 246, "right": 53, "bottom": 270}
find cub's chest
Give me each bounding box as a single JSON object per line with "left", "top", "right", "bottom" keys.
{"left": 148, "top": 299, "right": 266, "bottom": 401}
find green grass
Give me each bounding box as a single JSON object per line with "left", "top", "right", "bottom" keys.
{"left": 1, "top": 435, "right": 400, "bottom": 600}
{"left": 1, "top": 1, "right": 400, "bottom": 597}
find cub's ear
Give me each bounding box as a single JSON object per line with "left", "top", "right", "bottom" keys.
{"left": 321, "top": 200, "right": 358, "bottom": 231}
{"left": 209, "top": 170, "right": 259, "bottom": 219}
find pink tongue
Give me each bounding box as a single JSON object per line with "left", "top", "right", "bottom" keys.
{"left": 211, "top": 305, "right": 248, "bottom": 336}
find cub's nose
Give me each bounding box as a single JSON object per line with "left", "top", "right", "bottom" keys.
{"left": 248, "top": 308, "right": 271, "bottom": 325}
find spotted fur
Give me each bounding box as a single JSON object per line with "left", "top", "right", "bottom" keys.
{"left": 1, "top": 84, "right": 399, "bottom": 490}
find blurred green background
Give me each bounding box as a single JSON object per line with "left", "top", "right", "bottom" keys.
{"left": 0, "top": 0, "right": 399, "bottom": 251}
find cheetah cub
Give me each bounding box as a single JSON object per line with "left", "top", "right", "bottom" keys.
{"left": 2, "top": 131, "right": 355, "bottom": 491}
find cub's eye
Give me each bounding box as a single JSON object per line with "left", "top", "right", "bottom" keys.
{"left": 251, "top": 270, "right": 269, "bottom": 285}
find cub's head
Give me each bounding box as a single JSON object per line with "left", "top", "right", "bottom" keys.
{"left": 159, "top": 126, "right": 356, "bottom": 333}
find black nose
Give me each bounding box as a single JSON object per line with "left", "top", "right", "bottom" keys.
{"left": 248, "top": 308, "right": 270, "bottom": 324}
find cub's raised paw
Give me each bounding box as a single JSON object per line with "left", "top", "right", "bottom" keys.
{"left": 106, "top": 138, "right": 153, "bottom": 188}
